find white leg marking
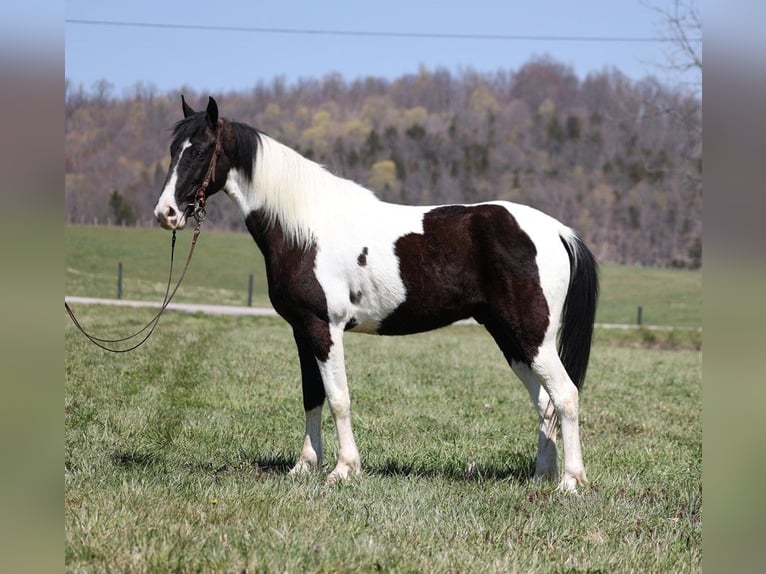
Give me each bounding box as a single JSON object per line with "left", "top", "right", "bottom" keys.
{"left": 289, "top": 405, "right": 323, "bottom": 475}
{"left": 317, "top": 326, "right": 360, "bottom": 483}
{"left": 526, "top": 345, "right": 587, "bottom": 494}
{"left": 513, "top": 361, "right": 559, "bottom": 482}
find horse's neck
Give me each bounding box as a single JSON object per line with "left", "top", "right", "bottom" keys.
{"left": 254, "top": 136, "right": 330, "bottom": 205}
{"left": 240, "top": 134, "right": 377, "bottom": 248}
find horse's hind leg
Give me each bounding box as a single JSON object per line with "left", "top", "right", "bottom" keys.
{"left": 485, "top": 317, "right": 586, "bottom": 492}
{"left": 510, "top": 362, "right": 559, "bottom": 482}
{"left": 527, "top": 342, "right": 587, "bottom": 493}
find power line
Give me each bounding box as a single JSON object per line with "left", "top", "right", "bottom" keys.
{"left": 65, "top": 18, "right": 700, "bottom": 44}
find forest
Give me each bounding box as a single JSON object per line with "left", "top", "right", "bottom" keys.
{"left": 65, "top": 57, "right": 701, "bottom": 268}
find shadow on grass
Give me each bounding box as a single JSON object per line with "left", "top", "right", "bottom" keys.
{"left": 184, "top": 455, "right": 295, "bottom": 476}
{"left": 109, "top": 448, "right": 535, "bottom": 484}
{"left": 110, "top": 449, "right": 295, "bottom": 475}
{"left": 366, "top": 451, "right": 536, "bottom": 483}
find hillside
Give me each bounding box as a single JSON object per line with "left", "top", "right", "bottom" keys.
{"left": 65, "top": 58, "right": 701, "bottom": 267}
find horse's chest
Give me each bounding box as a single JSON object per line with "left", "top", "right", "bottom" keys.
{"left": 262, "top": 245, "right": 330, "bottom": 324}
{"left": 314, "top": 241, "right": 408, "bottom": 331}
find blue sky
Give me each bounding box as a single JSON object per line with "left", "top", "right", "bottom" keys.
{"left": 65, "top": 0, "right": 695, "bottom": 96}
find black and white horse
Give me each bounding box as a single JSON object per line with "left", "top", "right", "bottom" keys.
{"left": 154, "top": 97, "right": 598, "bottom": 493}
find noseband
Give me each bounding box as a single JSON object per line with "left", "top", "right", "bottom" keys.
{"left": 188, "top": 119, "right": 225, "bottom": 223}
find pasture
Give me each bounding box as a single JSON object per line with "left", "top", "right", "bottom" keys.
{"left": 65, "top": 225, "right": 701, "bottom": 572}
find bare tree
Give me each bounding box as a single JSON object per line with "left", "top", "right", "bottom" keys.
{"left": 647, "top": 0, "right": 702, "bottom": 94}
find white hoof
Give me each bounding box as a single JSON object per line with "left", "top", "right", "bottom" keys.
{"left": 326, "top": 461, "right": 360, "bottom": 484}
{"left": 289, "top": 459, "right": 315, "bottom": 476}
{"left": 557, "top": 471, "right": 587, "bottom": 494}
{"left": 557, "top": 476, "right": 579, "bottom": 494}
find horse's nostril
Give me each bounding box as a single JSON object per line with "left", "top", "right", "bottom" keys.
{"left": 167, "top": 206, "right": 176, "bottom": 218}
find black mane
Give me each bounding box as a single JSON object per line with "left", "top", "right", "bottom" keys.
{"left": 171, "top": 113, "right": 261, "bottom": 184}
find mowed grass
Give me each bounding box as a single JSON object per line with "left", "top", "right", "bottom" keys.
{"left": 65, "top": 225, "right": 702, "bottom": 328}
{"left": 65, "top": 308, "right": 701, "bottom": 572}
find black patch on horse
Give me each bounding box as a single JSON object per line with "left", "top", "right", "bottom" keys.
{"left": 244, "top": 209, "right": 332, "bottom": 362}
{"left": 357, "top": 247, "right": 369, "bottom": 267}
{"left": 378, "top": 204, "right": 549, "bottom": 365}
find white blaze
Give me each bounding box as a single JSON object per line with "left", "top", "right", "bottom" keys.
{"left": 154, "top": 139, "right": 191, "bottom": 230}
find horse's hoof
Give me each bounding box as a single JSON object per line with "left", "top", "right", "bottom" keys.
{"left": 326, "top": 462, "right": 360, "bottom": 484}
{"left": 289, "top": 459, "right": 315, "bottom": 476}
{"left": 557, "top": 477, "right": 579, "bottom": 495}
{"left": 557, "top": 471, "right": 587, "bottom": 494}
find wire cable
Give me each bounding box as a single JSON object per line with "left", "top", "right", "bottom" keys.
{"left": 65, "top": 19, "right": 701, "bottom": 44}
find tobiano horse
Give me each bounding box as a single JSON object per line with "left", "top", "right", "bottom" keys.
{"left": 154, "top": 96, "right": 598, "bottom": 493}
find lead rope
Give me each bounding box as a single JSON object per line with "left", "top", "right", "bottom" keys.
{"left": 65, "top": 212, "right": 205, "bottom": 353}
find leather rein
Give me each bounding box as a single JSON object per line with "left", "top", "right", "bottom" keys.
{"left": 65, "top": 121, "right": 224, "bottom": 353}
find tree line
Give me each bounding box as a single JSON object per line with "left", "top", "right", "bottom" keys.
{"left": 65, "top": 57, "right": 701, "bottom": 268}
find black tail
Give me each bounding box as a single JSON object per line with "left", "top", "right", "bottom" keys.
{"left": 558, "top": 233, "right": 599, "bottom": 390}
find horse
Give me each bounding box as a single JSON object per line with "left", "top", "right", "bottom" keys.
{"left": 153, "top": 96, "right": 598, "bottom": 493}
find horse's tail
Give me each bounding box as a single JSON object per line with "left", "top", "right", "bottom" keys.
{"left": 558, "top": 230, "right": 599, "bottom": 390}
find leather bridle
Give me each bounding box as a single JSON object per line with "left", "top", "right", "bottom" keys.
{"left": 186, "top": 119, "right": 225, "bottom": 223}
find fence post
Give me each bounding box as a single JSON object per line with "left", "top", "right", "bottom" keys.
{"left": 117, "top": 262, "right": 123, "bottom": 300}
{"left": 637, "top": 305, "right": 643, "bottom": 326}
{"left": 248, "top": 273, "right": 254, "bottom": 307}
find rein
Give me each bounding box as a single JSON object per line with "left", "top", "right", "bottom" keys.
{"left": 65, "top": 212, "right": 205, "bottom": 352}
{"left": 65, "top": 121, "right": 224, "bottom": 352}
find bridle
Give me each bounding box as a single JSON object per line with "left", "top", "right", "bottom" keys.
{"left": 65, "top": 120, "right": 226, "bottom": 353}
{"left": 186, "top": 118, "right": 225, "bottom": 223}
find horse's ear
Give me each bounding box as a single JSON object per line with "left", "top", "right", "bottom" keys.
{"left": 181, "top": 95, "right": 195, "bottom": 118}
{"left": 206, "top": 96, "right": 219, "bottom": 130}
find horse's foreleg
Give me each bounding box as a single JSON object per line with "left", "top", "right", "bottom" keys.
{"left": 290, "top": 329, "right": 326, "bottom": 475}
{"left": 290, "top": 406, "right": 323, "bottom": 475}
{"left": 317, "top": 325, "right": 360, "bottom": 483}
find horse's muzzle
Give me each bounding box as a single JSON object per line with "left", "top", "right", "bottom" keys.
{"left": 154, "top": 202, "right": 187, "bottom": 230}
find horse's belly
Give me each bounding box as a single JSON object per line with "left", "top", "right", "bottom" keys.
{"left": 345, "top": 276, "right": 407, "bottom": 334}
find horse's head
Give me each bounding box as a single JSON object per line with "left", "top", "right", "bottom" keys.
{"left": 154, "top": 96, "right": 227, "bottom": 230}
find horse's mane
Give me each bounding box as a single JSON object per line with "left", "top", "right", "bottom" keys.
{"left": 252, "top": 134, "right": 379, "bottom": 248}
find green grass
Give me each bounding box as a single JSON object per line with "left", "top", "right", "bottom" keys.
{"left": 65, "top": 225, "right": 702, "bottom": 328}
{"left": 596, "top": 264, "right": 701, "bottom": 327}
{"left": 66, "top": 308, "right": 701, "bottom": 572}
{"left": 65, "top": 225, "right": 271, "bottom": 308}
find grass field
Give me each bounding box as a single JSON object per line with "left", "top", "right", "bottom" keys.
{"left": 65, "top": 305, "right": 701, "bottom": 572}
{"left": 65, "top": 224, "right": 272, "bottom": 308}
{"left": 64, "top": 225, "right": 702, "bottom": 328}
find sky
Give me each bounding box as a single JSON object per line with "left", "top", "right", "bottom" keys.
{"left": 64, "top": 0, "right": 698, "bottom": 97}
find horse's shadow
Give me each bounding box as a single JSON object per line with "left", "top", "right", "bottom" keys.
{"left": 110, "top": 449, "right": 535, "bottom": 483}
{"left": 366, "top": 452, "right": 536, "bottom": 483}
{"left": 110, "top": 450, "right": 294, "bottom": 475}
